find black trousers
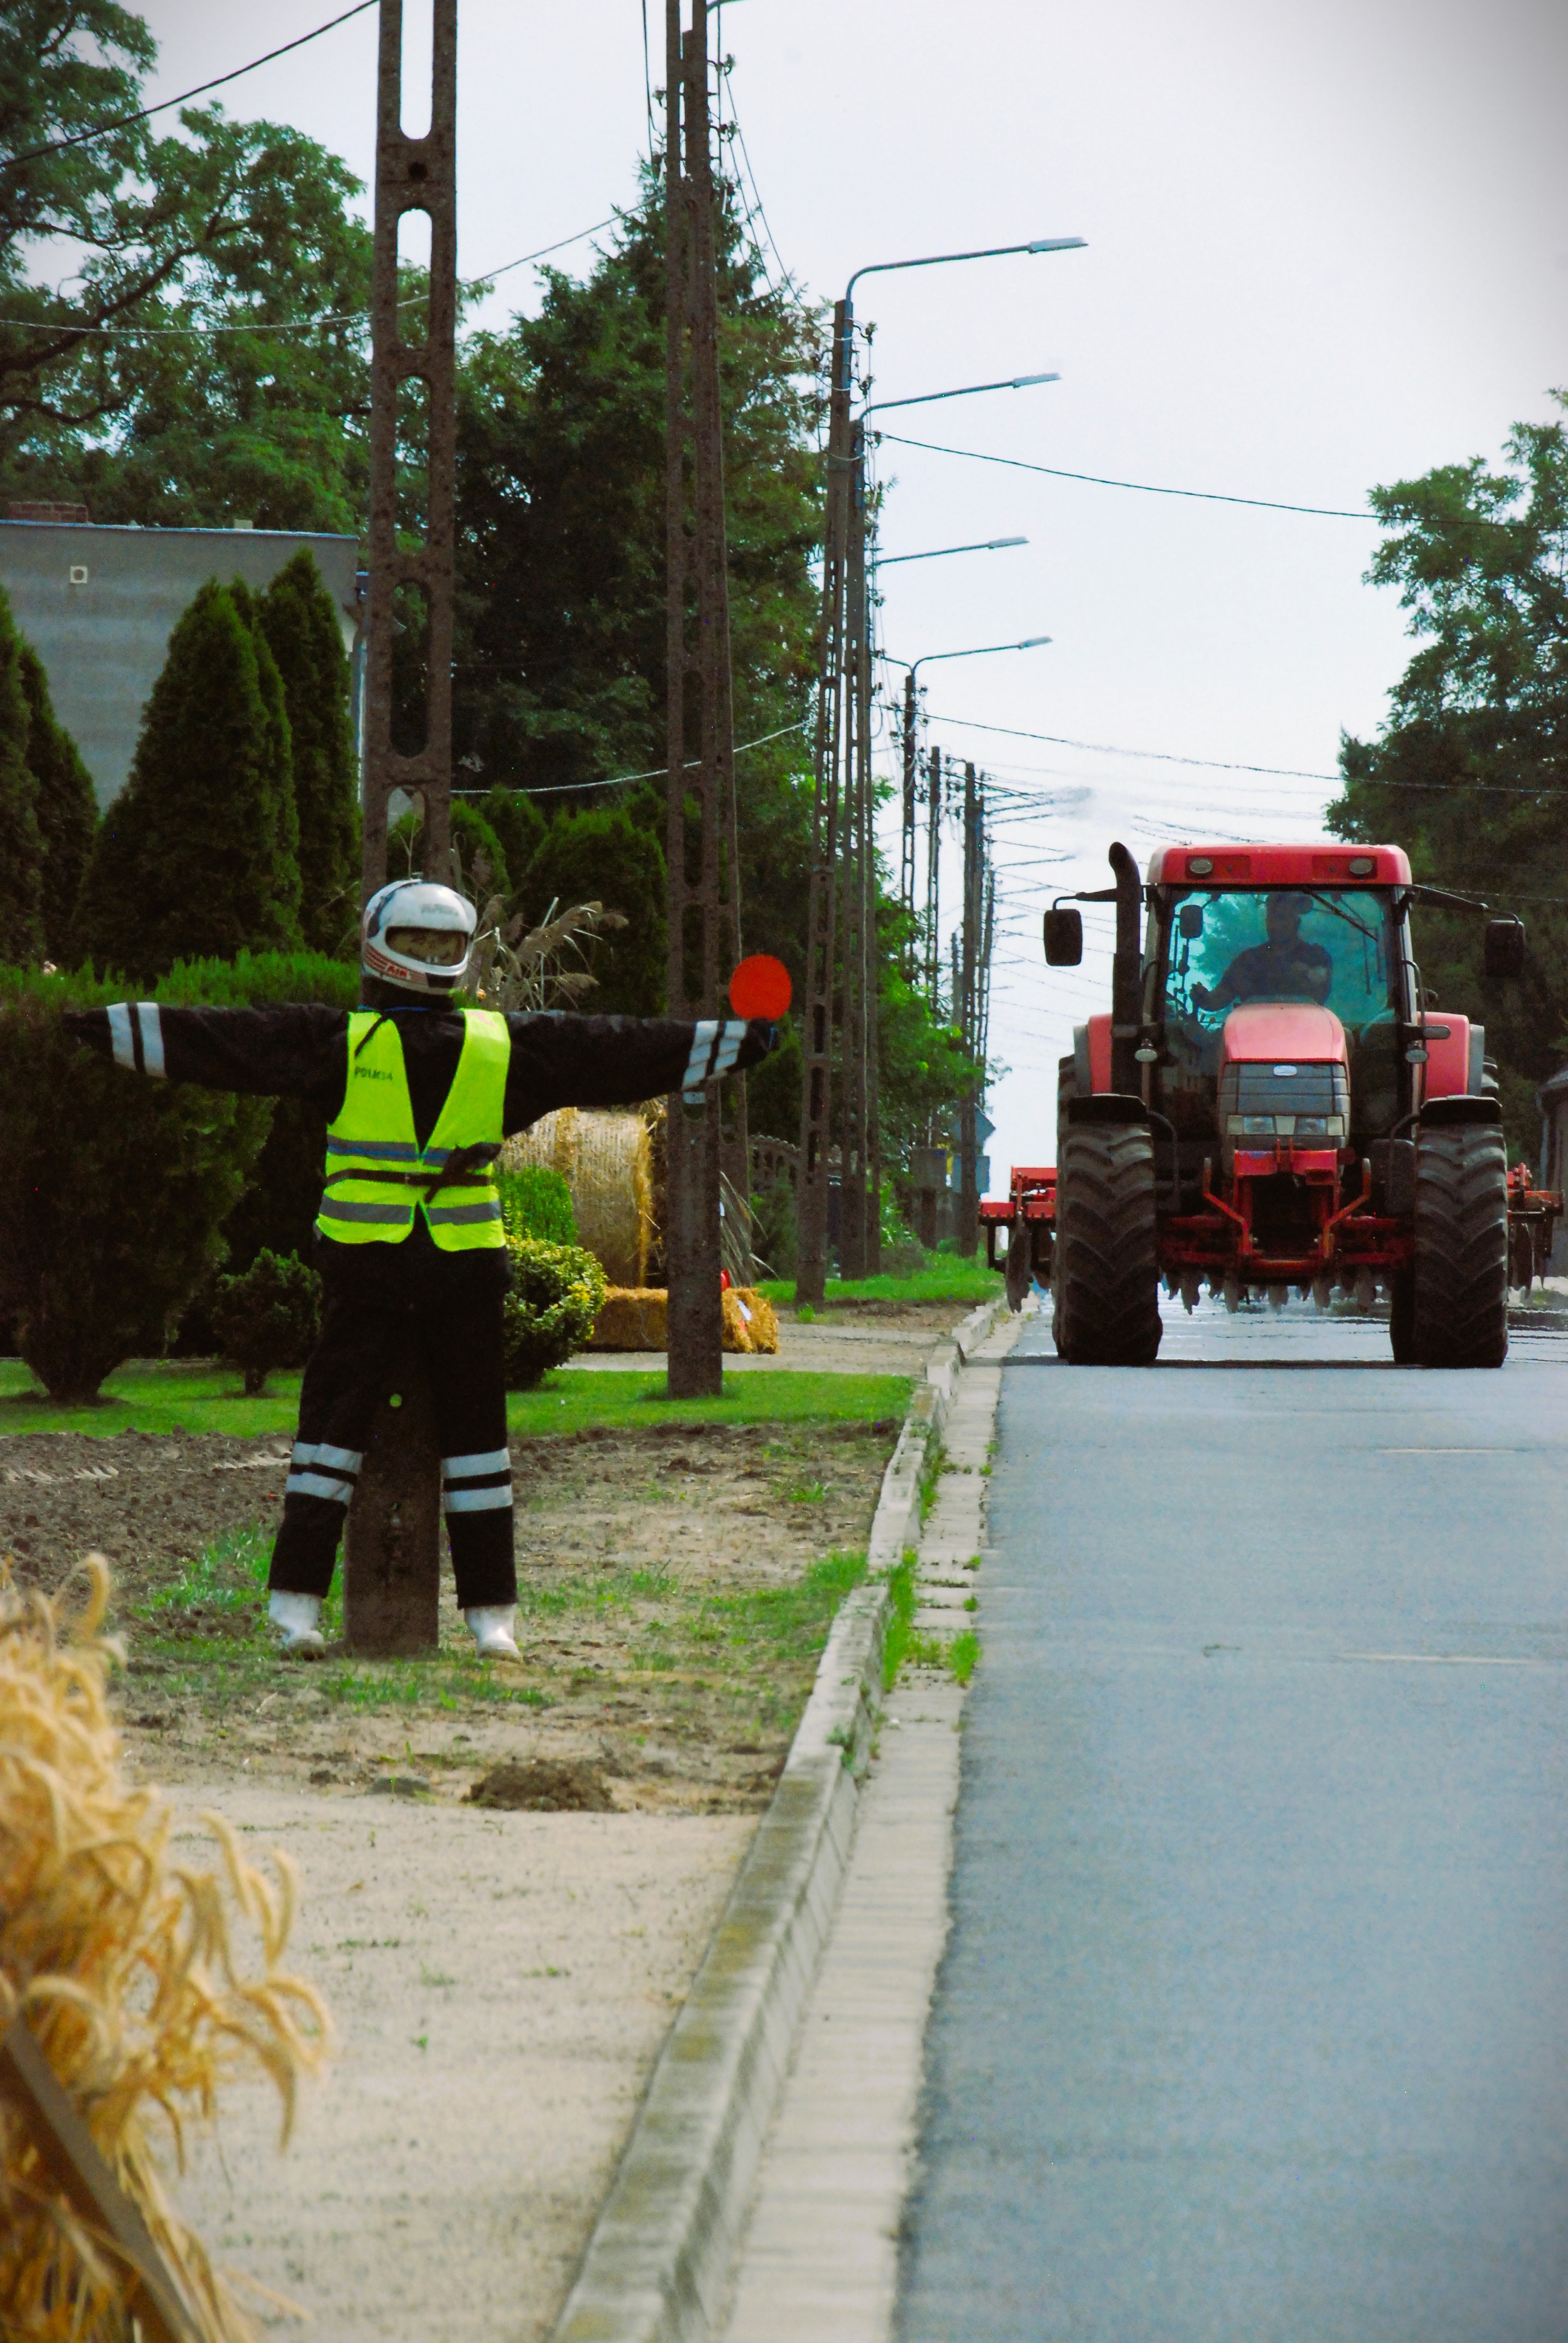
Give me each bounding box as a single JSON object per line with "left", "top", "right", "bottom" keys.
{"left": 268, "top": 1237, "right": 515, "bottom": 1610}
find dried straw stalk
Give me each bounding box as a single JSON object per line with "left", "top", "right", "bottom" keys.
{"left": 0, "top": 1558, "right": 332, "bottom": 2342}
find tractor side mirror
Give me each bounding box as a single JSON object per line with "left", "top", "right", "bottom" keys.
{"left": 1178, "top": 903, "right": 1205, "bottom": 940}
{"left": 1484, "top": 917, "right": 1526, "bottom": 981}
{"left": 1044, "top": 908, "right": 1083, "bottom": 966}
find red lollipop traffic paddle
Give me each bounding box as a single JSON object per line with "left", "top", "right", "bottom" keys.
{"left": 728, "top": 954, "right": 792, "bottom": 1020}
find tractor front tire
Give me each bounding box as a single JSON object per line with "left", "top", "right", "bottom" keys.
{"left": 1408, "top": 1124, "right": 1508, "bottom": 1368}
{"left": 1005, "top": 1217, "right": 1033, "bottom": 1312}
{"left": 1053, "top": 1121, "right": 1162, "bottom": 1365}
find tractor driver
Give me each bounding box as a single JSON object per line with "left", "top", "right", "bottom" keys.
{"left": 1191, "top": 892, "right": 1331, "bottom": 1014}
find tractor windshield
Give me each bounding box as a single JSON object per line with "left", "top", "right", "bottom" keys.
{"left": 1160, "top": 886, "right": 1402, "bottom": 1139}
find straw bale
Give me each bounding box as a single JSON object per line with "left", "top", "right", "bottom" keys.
{"left": 500, "top": 1108, "right": 654, "bottom": 1289}
{"left": 0, "top": 1557, "right": 332, "bottom": 2342}
{"left": 587, "top": 1286, "right": 779, "bottom": 1355}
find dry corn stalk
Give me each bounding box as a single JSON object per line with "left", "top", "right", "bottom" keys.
{"left": 0, "top": 1557, "right": 332, "bottom": 2342}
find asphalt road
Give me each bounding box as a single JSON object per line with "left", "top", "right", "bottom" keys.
{"left": 897, "top": 1300, "right": 1568, "bottom": 2343}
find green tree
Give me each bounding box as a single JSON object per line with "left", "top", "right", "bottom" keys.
{"left": 2, "top": 7, "right": 373, "bottom": 530}
{"left": 0, "top": 586, "right": 45, "bottom": 963}
{"left": 523, "top": 806, "right": 666, "bottom": 1013}
{"left": 257, "top": 552, "right": 360, "bottom": 953}
{"left": 1328, "top": 393, "right": 1568, "bottom": 1152}
{"left": 18, "top": 641, "right": 96, "bottom": 964}
{"left": 73, "top": 580, "right": 304, "bottom": 979}
{"left": 229, "top": 577, "right": 301, "bottom": 943}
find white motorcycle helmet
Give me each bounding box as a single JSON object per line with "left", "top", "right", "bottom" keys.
{"left": 361, "top": 879, "right": 477, "bottom": 996}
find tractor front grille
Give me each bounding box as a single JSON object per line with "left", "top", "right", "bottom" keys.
{"left": 1218, "top": 1060, "right": 1349, "bottom": 1144}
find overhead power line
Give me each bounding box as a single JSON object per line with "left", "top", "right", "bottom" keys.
{"left": 2, "top": 1, "right": 379, "bottom": 172}
{"left": 879, "top": 431, "right": 1376, "bottom": 521}
{"left": 453, "top": 718, "right": 809, "bottom": 799}
{"left": 926, "top": 711, "right": 1340, "bottom": 782}
{"left": 0, "top": 217, "right": 620, "bottom": 337}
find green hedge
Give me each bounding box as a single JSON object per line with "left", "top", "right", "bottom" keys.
{"left": 498, "top": 1164, "right": 577, "bottom": 1247}
{"left": 0, "top": 953, "right": 356, "bottom": 1401}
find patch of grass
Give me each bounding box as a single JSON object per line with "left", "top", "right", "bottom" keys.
{"left": 918, "top": 1433, "right": 948, "bottom": 1525}
{"left": 948, "top": 1630, "right": 980, "bottom": 1686}
{"left": 691, "top": 1547, "right": 867, "bottom": 1675}
{"left": 881, "top": 1547, "right": 919, "bottom": 1689}
{"left": 132, "top": 1522, "right": 345, "bottom": 1642}
{"left": 0, "top": 1359, "right": 911, "bottom": 1440}
{"left": 758, "top": 1258, "right": 1001, "bottom": 1308}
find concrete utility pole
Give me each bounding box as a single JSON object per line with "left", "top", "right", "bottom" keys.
{"left": 957, "top": 760, "right": 982, "bottom": 1257}
{"left": 794, "top": 296, "right": 854, "bottom": 1308}
{"left": 342, "top": 0, "right": 459, "bottom": 1657}
{"left": 664, "top": 0, "right": 740, "bottom": 1396}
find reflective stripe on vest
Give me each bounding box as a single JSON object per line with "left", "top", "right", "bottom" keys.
{"left": 316, "top": 1010, "right": 509, "bottom": 1251}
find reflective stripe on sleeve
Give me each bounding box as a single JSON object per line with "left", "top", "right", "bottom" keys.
{"left": 286, "top": 1470, "right": 355, "bottom": 1504}
{"left": 711, "top": 1020, "right": 745, "bottom": 1080}
{"left": 107, "top": 1003, "right": 136, "bottom": 1070}
{"left": 136, "top": 1002, "right": 166, "bottom": 1078}
{"left": 443, "top": 1484, "right": 514, "bottom": 1513}
{"left": 442, "top": 1449, "right": 511, "bottom": 1479}
{"left": 681, "top": 1019, "right": 719, "bottom": 1093}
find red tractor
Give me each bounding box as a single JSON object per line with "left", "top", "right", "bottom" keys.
{"left": 1030, "top": 840, "right": 1558, "bottom": 1368}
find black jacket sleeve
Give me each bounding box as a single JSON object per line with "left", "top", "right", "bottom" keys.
{"left": 500, "top": 1012, "right": 773, "bottom": 1132}
{"left": 63, "top": 1004, "right": 350, "bottom": 1104}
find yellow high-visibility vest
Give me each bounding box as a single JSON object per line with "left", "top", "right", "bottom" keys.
{"left": 316, "top": 1010, "right": 509, "bottom": 1251}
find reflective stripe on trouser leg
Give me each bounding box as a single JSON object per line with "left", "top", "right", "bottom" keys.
{"left": 425, "top": 1284, "right": 514, "bottom": 1612}
{"left": 268, "top": 1294, "right": 388, "bottom": 1599}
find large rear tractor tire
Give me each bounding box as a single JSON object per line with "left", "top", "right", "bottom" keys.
{"left": 1053, "top": 1121, "right": 1162, "bottom": 1365}
{"left": 1408, "top": 1124, "right": 1508, "bottom": 1368}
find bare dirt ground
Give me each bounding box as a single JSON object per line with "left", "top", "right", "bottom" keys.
{"left": 1, "top": 1417, "right": 899, "bottom": 1809}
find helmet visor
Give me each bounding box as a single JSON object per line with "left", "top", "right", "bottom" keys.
{"left": 385, "top": 924, "right": 468, "bottom": 966}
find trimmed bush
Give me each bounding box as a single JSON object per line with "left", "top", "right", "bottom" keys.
{"left": 73, "top": 580, "right": 304, "bottom": 981}
{"left": 501, "top": 1237, "right": 607, "bottom": 1389}
{"left": 18, "top": 642, "right": 96, "bottom": 967}
{"left": 257, "top": 552, "right": 360, "bottom": 956}
{"left": 0, "top": 586, "right": 45, "bottom": 966}
{"left": 0, "top": 966, "right": 274, "bottom": 1402}
{"left": 212, "top": 1248, "right": 322, "bottom": 1395}
{"left": 498, "top": 1164, "right": 578, "bottom": 1247}
{"left": 524, "top": 805, "right": 665, "bottom": 1013}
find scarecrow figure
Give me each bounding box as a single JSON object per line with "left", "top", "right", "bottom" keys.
{"left": 67, "top": 879, "right": 773, "bottom": 1660}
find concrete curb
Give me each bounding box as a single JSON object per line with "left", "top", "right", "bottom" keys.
{"left": 549, "top": 1291, "right": 1011, "bottom": 2343}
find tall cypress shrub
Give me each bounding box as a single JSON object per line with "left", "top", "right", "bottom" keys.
{"left": 258, "top": 551, "right": 360, "bottom": 955}
{"left": 0, "top": 586, "right": 45, "bottom": 966}
{"left": 230, "top": 577, "right": 302, "bottom": 945}
{"left": 72, "top": 580, "right": 304, "bottom": 981}
{"left": 525, "top": 805, "right": 665, "bottom": 1013}
{"left": 18, "top": 642, "right": 97, "bottom": 965}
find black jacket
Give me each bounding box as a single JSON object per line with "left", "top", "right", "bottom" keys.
{"left": 65, "top": 1000, "right": 771, "bottom": 1291}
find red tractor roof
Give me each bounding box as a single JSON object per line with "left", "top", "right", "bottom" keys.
{"left": 1145, "top": 844, "right": 1411, "bottom": 886}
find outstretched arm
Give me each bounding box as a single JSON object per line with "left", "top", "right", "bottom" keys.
{"left": 501, "top": 1012, "right": 774, "bottom": 1130}
{"left": 64, "top": 1003, "right": 349, "bottom": 1102}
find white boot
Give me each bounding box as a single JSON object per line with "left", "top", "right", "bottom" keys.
{"left": 466, "top": 1605, "right": 520, "bottom": 1659}
{"left": 269, "top": 1589, "right": 325, "bottom": 1656}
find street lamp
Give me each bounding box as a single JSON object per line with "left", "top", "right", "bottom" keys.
{"left": 880, "top": 535, "right": 1028, "bottom": 566}
{"left": 864, "top": 371, "right": 1059, "bottom": 415}
{"left": 794, "top": 235, "right": 1085, "bottom": 1306}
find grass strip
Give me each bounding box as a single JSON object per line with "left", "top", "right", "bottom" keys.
{"left": 757, "top": 1259, "right": 1001, "bottom": 1309}
{"left": 0, "top": 1360, "right": 911, "bottom": 1440}
{"left": 881, "top": 1547, "right": 919, "bottom": 1689}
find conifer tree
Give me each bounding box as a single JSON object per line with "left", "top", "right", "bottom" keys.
{"left": 18, "top": 641, "right": 96, "bottom": 965}
{"left": 525, "top": 805, "right": 665, "bottom": 1014}
{"left": 73, "top": 580, "right": 304, "bottom": 980}
{"left": 257, "top": 551, "right": 360, "bottom": 954}
{"left": 0, "top": 586, "right": 46, "bottom": 966}
{"left": 229, "top": 576, "right": 302, "bottom": 944}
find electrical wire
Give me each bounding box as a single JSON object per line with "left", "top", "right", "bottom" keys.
{"left": 452, "top": 717, "right": 810, "bottom": 799}
{"left": 925, "top": 712, "right": 1339, "bottom": 782}
{"left": 2, "top": 2, "right": 379, "bottom": 172}
{"left": 877, "top": 431, "right": 1376, "bottom": 521}
{"left": 0, "top": 217, "right": 622, "bottom": 338}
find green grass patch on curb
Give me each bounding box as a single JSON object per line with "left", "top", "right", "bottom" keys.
{"left": 0, "top": 1359, "right": 911, "bottom": 1440}
{"left": 757, "top": 1259, "right": 1001, "bottom": 1309}
{"left": 918, "top": 1432, "right": 948, "bottom": 1525}
{"left": 881, "top": 1547, "right": 920, "bottom": 1689}
{"left": 947, "top": 1629, "right": 980, "bottom": 1686}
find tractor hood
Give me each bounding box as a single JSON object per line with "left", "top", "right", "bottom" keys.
{"left": 1220, "top": 1001, "right": 1347, "bottom": 1067}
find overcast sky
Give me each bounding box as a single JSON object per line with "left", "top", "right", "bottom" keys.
{"left": 137, "top": 0, "right": 1568, "bottom": 1187}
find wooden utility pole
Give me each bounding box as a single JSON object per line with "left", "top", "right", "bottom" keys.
{"left": 900, "top": 667, "right": 919, "bottom": 975}
{"left": 342, "top": 0, "right": 459, "bottom": 1655}
{"left": 794, "top": 296, "right": 855, "bottom": 1307}
{"left": 837, "top": 415, "right": 870, "bottom": 1279}
{"left": 665, "top": 0, "right": 740, "bottom": 1395}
